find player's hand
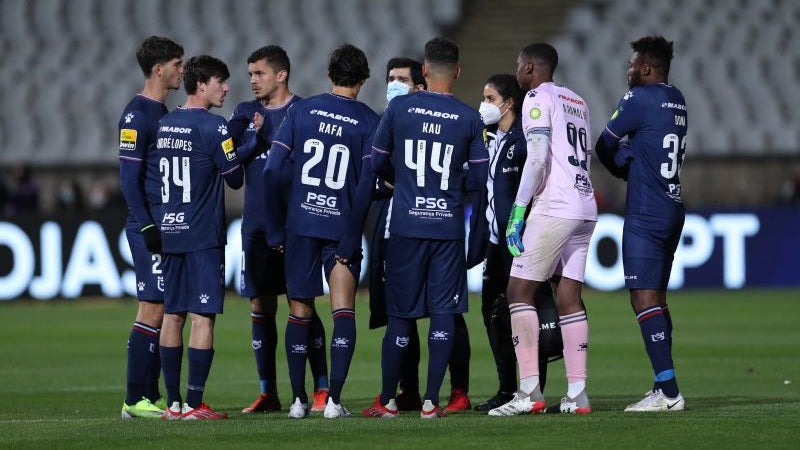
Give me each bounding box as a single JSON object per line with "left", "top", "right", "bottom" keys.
{"left": 505, "top": 204, "right": 526, "bottom": 257}
{"left": 252, "top": 112, "right": 264, "bottom": 133}
{"left": 141, "top": 224, "right": 162, "bottom": 254}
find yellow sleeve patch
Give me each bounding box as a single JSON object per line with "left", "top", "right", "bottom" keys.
{"left": 222, "top": 137, "right": 234, "bottom": 154}
{"left": 119, "top": 129, "right": 137, "bottom": 150}
{"left": 222, "top": 137, "right": 236, "bottom": 161}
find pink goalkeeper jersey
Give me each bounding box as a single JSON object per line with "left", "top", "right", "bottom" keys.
{"left": 518, "top": 82, "right": 597, "bottom": 221}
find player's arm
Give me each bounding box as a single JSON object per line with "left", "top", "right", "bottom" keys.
{"left": 336, "top": 153, "right": 376, "bottom": 263}
{"left": 596, "top": 90, "right": 646, "bottom": 180}
{"left": 118, "top": 116, "right": 160, "bottom": 252}
{"left": 370, "top": 107, "right": 395, "bottom": 181}
{"left": 262, "top": 113, "right": 295, "bottom": 249}
{"left": 506, "top": 92, "right": 553, "bottom": 257}
{"left": 464, "top": 120, "right": 490, "bottom": 191}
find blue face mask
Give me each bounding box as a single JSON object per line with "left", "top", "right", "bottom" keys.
{"left": 386, "top": 80, "right": 411, "bottom": 102}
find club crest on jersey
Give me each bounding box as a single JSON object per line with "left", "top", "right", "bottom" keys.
{"left": 527, "top": 90, "right": 537, "bottom": 98}
{"left": 119, "top": 129, "right": 137, "bottom": 151}
{"left": 217, "top": 124, "right": 228, "bottom": 135}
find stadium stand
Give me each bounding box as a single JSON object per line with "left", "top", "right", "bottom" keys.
{"left": 552, "top": 0, "right": 800, "bottom": 156}
{"left": 0, "top": 0, "right": 796, "bottom": 208}
{"left": 0, "top": 0, "right": 464, "bottom": 166}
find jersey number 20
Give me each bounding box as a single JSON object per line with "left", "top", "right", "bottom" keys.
{"left": 301, "top": 139, "right": 350, "bottom": 189}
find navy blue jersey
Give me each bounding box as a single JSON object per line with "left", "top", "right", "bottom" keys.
{"left": 605, "top": 84, "right": 687, "bottom": 221}
{"left": 229, "top": 95, "right": 300, "bottom": 234}
{"left": 156, "top": 107, "right": 242, "bottom": 252}
{"left": 118, "top": 95, "right": 168, "bottom": 225}
{"left": 371, "top": 91, "right": 489, "bottom": 239}
{"left": 267, "top": 93, "right": 379, "bottom": 241}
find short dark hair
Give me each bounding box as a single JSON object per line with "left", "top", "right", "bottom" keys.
{"left": 247, "top": 45, "right": 291, "bottom": 81}
{"left": 486, "top": 73, "right": 524, "bottom": 116}
{"left": 424, "top": 37, "right": 459, "bottom": 70}
{"left": 631, "top": 35, "right": 674, "bottom": 76}
{"left": 386, "top": 57, "right": 426, "bottom": 88}
{"left": 136, "top": 36, "right": 183, "bottom": 77}
{"left": 520, "top": 42, "right": 559, "bottom": 73}
{"left": 183, "top": 55, "right": 230, "bottom": 95}
{"left": 328, "top": 44, "right": 370, "bottom": 87}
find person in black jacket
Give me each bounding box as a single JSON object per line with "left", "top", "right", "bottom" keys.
{"left": 467, "top": 74, "right": 563, "bottom": 411}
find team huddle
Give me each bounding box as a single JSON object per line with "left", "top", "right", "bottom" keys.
{"left": 118, "top": 34, "right": 687, "bottom": 420}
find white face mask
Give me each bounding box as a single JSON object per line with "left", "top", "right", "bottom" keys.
{"left": 386, "top": 80, "right": 411, "bottom": 102}
{"left": 479, "top": 101, "right": 503, "bottom": 125}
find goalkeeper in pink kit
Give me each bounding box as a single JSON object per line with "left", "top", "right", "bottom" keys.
{"left": 488, "top": 43, "right": 597, "bottom": 416}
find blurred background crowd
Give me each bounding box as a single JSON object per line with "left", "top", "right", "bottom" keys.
{"left": 1, "top": 0, "right": 798, "bottom": 218}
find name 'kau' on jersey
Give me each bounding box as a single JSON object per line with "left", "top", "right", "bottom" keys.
{"left": 269, "top": 93, "right": 379, "bottom": 240}
{"left": 371, "top": 91, "right": 489, "bottom": 240}
{"left": 156, "top": 107, "right": 241, "bottom": 252}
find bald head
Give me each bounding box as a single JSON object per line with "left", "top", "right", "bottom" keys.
{"left": 516, "top": 42, "right": 558, "bottom": 90}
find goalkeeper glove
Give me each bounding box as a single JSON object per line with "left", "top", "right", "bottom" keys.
{"left": 141, "top": 224, "right": 162, "bottom": 254}
{"left": 505, "top": 204, "right": 526, "bottom": 257}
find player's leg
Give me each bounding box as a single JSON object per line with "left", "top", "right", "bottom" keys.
{"left": 444, "top": 313, "right": 471, "bottom": 411}
{"left": 363, "top": 236, "right": 426, "bottom": 418}
{"left": 122, "top": 226, "right": 165, "bottom": 418}
{"left": 308, "top": 309, "right": 330, "bottom": 411}
{"left": 420, "top": 239, "right": 467, "bottom": 418}
{"left": 396, "top": 320, "right": 422, "bottom": 410}
{"left": 321, "top": 244, "right": 359, "bottom": 418}
{"left": 490, "top": 215, "right": 576, "bottom": 416}
{"left": 475, "top": 244, "right": 516, "bottom": 411}
{"left": 241, "top": 234, "right": 282, "bottom": 412}
{"left": 181, "top": 247, "right": 227, "bottom": 420}
{"left": 283, "top": 232, "right": 325, "bottom": 418}
{"left": 554, "top": 220, "right": 594, "bottom": 414}
{"left": 158, "top": 252, "right": 186, "bottom": 419}
{"left": 623, "top": 224, "right": 684, "bottom": 412}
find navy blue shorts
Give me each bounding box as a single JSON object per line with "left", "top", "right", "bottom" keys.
{"left": 284, "top": 232, "right": 360, "bottom": 299}
{"left": 623, "top": 216, "right": 684, "bottom": 290}
{"left": 384, "top": 236, "right": 468, "bottom": 318}
{"left": 163, "top": 247, "right": 225, "bottom": 314}
{"left": 125, "top": 225, "right": 164, "bottom": 302}
{"left": 240, "top": 231, "right": 287, "bottom": 298}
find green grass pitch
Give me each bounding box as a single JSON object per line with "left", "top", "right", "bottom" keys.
{"left": 1, "top": 289, "right": 798, "bottom": 449}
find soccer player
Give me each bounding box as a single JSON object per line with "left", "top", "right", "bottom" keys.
{"left": 368, "top": 57, "right": 426, "bottom": 411}
{"left": 263, "top": 44, "right": 379, "bottom": 419}
{"left": 229, "top": 45, "right": 330, "bottom": 414}
{"left": 118, "top": 35, "right": 183, "bottom": 419}
{"left": 364, "top": 37, "right": 489, "bottom": 419}
{"left": 594, "top": 36, "right": 687, "bottom": 412}
{"left": 488, "top": 43, "right": 597, "bottom": 416}
{"left": 157, "top": 55, "right": 243, "bottom": 420}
